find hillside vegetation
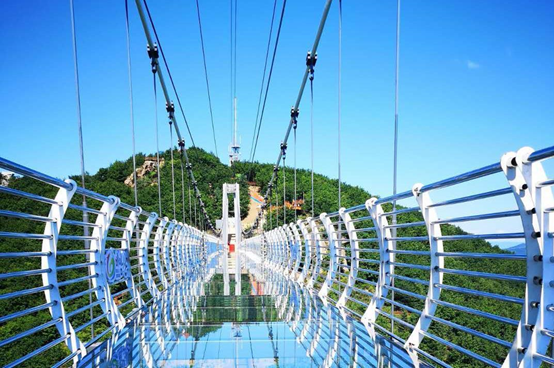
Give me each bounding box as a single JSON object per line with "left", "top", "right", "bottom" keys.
{"left": 0, "top": 148, "right": 526, "bottom": 367}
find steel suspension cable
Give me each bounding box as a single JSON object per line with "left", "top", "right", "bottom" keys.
{"left": 69, "top": 0, "right": 93, "bottom": 339}
{"left": 248, "top": 0, "right": 278, "bottom": 161}
{"left": 310, "top": 74, "right": 315, "bottom": 218}
{"left": 153, "top": 73, "right": 163, "bottom": 216}
{"left": 194, "top": 0, "right": 219, "bottom": 158}
{"left": 269, "top": 188, "right": 273, "bottom": 230}
{"left": 194, "top": 193, "right": 198, "bottom": 228}
{"left": 249, "top": 0, "right": 288, "bottom": 165}
{"left": 337, "top": 0, "right": 342, "bottom": 210}
{"left": 141, "top": 0, "right": 195, "bottom": 147}
{"left": 234, "top": 0, "right": 237, "bottom": 101}
{"left": 283, "top": 153, "right": 286, "bottom": 225}
{"left": 336, "top": 0, "right": 343, "bottom": 267}
{"left": 180, "top": 158, "right": 186, "bottom": 223}
{"left": 229, "top": 0, "right": 238, "bottom": 144}
{"left": 293, "top": 123, "right": 297, "bottom": 223}
{"left": 391, "top": 0, "right": 401, "bottom": 334}
{"left": 137, "top": 0, "right": 217, "bottom": 232}
{"left": 169, "top": 125, "right": 177, "bottom": 219}
{"left": 188, "top": 175, "right": 192, "bottom": 222}
{"left": 229, "top": 0, "right": 233, "bottom": 141}
{"left": 125, "top": 0, "right": 138, "bottom": 207}
{"left": 275, "top": 172, "right": 279, "bottom": 229}
{"left": 247, "top": 0, "right": 332, "bottom": 233}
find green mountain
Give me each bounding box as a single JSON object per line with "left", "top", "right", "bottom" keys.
{"left": 0, "top": 148, "right": 526, "bottom": 367}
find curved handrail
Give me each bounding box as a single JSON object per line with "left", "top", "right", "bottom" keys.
{"left": 1, "top": 144, "right": 554, "bottom": 367}
{"left": 246, "top": 144, "right": 554, "bottom": 367}
{"left": 0, "top": 156, "right": 220, "bottom": 367}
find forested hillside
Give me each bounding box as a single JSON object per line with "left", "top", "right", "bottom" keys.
{"left": 0, "top": 148, "right": 526, "bottom": 367}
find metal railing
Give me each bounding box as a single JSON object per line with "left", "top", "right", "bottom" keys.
{"left": 0, "top": 156, "right": 222, "bottom": 367}
{"left": 1, "top": 144, "right": 553, "bottom": 367}
{"left": 243, "top": 145, "right": 554, "bottom": 367}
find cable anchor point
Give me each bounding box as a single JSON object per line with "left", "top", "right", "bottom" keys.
{"left": 147, "top": 44, "right": 159, "bottom": 73}
{"left": 166, "top": 102, "right": 175, "bottom": 122}
{"left": 291, "top": 107, "right": 299, "bottom": 129}
{"left": 280, "top": 142, "right": 288, "bottom": 158}
{"left": 306, "top": 51, "right": 318, "bottom": 80}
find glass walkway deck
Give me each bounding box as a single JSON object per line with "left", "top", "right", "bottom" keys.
{"left": 1, "top": 147, "right": 554, "bottom": 367}
{"left": 89, "top": 274, "right": 414, "bottom": 368}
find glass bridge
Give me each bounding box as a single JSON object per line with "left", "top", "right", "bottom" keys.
{"left": 88, "top": 274, "right": 414, "bottom": 367}
{"left": 0, "top": 146, "right": 554, "bottom": 368}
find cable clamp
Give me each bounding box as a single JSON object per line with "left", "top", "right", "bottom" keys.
{"left": 147, "top": 44, "right": 159, "bottom": 59}
{"left": 291, "top": 107, "right": 299, "bottom": 118}
{"left": 178, "top": 139, "right": 185, "bottom": 150}
{"left": 166, "top": 102, "right": 175, "bottom": 114}
{"left": 273, "top": 165, "right": 279, "bottom": 173}
{"left": 291, "top": 107, "right": 299, "bottom": 129}
{"left": 306, "top": 51, "right": 317, "bottom": 67}
{"left": 147, "top": 44, "right": 159, "bottom": 73}
{"left": 306, "top": 51, "right": 317, "bottom": 79}
{"left": 281, "top": 142, "right": 287, "bottom": 158}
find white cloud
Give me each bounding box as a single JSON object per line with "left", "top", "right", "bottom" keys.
{"left": 466, "top": 60, "right": 481, "bottom": 69}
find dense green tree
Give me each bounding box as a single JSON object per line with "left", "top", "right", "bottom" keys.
{"left": 0, "top": 149, "right": 527, "bottom": 367}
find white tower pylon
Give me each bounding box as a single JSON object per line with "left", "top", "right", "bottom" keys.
{"left": 221, "top": 183, "right": 242, "bottom": 295}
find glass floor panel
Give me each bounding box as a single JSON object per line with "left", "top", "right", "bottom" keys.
{"left": 89, "top": 274, "right": 416, "bottom": 367}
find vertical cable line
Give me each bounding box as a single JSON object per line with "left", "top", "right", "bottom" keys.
{"left": 249, "top": 0, "right": 288, "bottom": 166}
{"left": 180, "top": 159, "right": 186, "bottom": 224}
{"left": 229, "top": 0, "right": 238, "bottom": 145}
{"left": 391, "top": 0, "right": 401, "bottom": 333}
{"left": 234, "top": 0, "right": 238, "bottom": 101}
{"left": 275, "top": 172, "right": 279, "bottom": 228}
{"left": 336, "top": 0, "right": 343, "bottom": 249}
{"left": 248, "top": 0, "right": 278, "bottom": 161}
{"left": 153, "top": 74, "right": 163, "bottom": 216}
{"left": 229, "top": 0, "right": 233, "bottom": 143}
{"left": 283, "top": 153, "right": 286, "bottom": 225}
{"left": 337, "top": 0, "right": 342, "bottom": 210}
{"left": 188, "top": 176, "right": 192, "bottom": 222}
{"left": 69, "top": 0, "right": 93, "bottom": 338}
{"left": 136, "top": 0, "right": 217, "bottom": 232}
{"left": 194, "top": 194, "right": 198, "bottom": 228}
{"left": 310, "top": 74, "right": 315, "bottom": 218}
{"left": 169, "top": 126, "right": 177, "bottom": 220}
{"left": 246, "top": 0, "right": 333, "bottom": 233}
{"left": 293, "top": 124, "right": 297, "bottom": 223}
{"left": 141, "top": 0, "right": 195, "bottom": 147}
{"left": 125, "top": 0, "right": 139, "bottom": 207}
{"left": 194, "top": 0, "right": 219, "bottom": 158}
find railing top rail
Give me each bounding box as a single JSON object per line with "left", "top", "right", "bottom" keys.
{"left": 527, "top": 145, "right": 554, "bottom": 162}
{"left": 0, "top": 156, "right": 73, "bottom": 190}
{"left": 338, "top": 144, "right": 553, "bottom": 214}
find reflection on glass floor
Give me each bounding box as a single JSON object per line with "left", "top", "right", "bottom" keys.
{"left": 96, "top": 274, "right": 415, "bottom": 367}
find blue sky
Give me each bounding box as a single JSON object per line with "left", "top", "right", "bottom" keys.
{"left": 1, "top": 0, "right": 553, "bottom": 246}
